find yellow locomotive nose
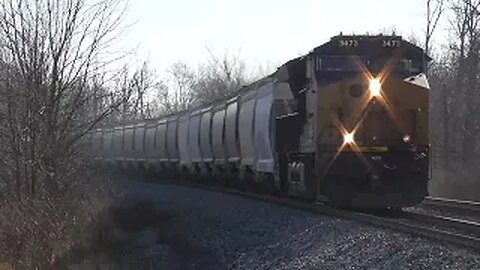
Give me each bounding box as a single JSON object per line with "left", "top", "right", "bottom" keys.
{"left": 369, "top": 78, "right": 382, "bottom": 97}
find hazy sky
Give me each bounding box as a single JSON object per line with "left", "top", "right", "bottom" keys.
{"left": 121, "top": 0, "right": 442, "bottom": 73}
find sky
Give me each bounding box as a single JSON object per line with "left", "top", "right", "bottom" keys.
{"left": 119, "top": 0, "right": 446, "bottom": 74}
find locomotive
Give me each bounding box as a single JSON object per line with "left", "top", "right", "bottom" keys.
{"left": 90, "top": 34, "right": 431, "bottom": 209}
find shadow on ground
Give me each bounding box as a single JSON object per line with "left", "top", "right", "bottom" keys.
{"left": 54, "top": 198, "right": 212, "bottom": 269}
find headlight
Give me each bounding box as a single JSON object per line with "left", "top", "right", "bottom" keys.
{"left": 369, "top": 78, "right": 381, "bottom": 97}
{"left": 343, "top": 132, "right": 355, "bottom": 144}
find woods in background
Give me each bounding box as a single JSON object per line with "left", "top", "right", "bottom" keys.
{"left": 104, "top": 50, "right": 257, "bottom": 123}
{"left": 426, "top": 0, "right": 480, "bottom": 177}
{"left": 426, "top": 0, "right": 480, "bottom": 199}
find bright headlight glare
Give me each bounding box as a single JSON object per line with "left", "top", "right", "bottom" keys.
{"left": 344, "top": 132, "right": 354, "bottom": 144}
{"left": 369, "top": 78, "right": 381, "bottom": 97}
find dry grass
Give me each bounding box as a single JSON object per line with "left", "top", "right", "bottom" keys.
{"left": 0, "top": 168, "right": 184, "bottom": 269}
{"left": 0, "top": 172, "right": 114, "bottom": 269}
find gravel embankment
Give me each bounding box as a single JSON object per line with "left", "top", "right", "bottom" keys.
{"left": 84, "top": 179, "right": 480, "bottom": 269}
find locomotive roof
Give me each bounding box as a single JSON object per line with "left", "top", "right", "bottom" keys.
{"left": 311, "top": 34, "right": 431, "bottom": 61}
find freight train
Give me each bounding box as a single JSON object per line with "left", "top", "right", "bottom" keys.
{"left": 90, "top": 34, "right": 431, "bottom": 209}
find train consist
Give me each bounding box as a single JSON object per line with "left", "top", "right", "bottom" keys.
{"left": 90, "top": 34, "right": 431, "bottom": 208}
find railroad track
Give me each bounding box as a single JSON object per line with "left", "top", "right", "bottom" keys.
{"left": 421, "top": 196, "right": 480, "bottom": 216}
{"left": 401, "top": 211, "right": 480, "bottom": 236}
{"left": 157, "top": 180, "right": 480, "bottom": 251}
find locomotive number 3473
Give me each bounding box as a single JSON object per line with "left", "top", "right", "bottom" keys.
{"left": 382, "top": 39, "right": 401, "bottom": 47}
{"left": 338, "top": 39, "right": 359, "bottom": 47}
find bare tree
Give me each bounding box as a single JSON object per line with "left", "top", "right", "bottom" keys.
{"left": 0, "top": 0, "right": 130, "bottom": 196}
{"left": 125, "top": 50, "right": 260, "bottom": 117}
{"left": 447, "top": 0, "right": 480, "bottom": 161}
{"left": 130, "top": 62, "right": 153, "bottom": 119}
{"left": 0, "top": 0, "right": 131, "bottom": 267}
{"left": 426, "top": 0, "right": 480, "bottom": 166}
{"left": 148, "top": 79, "right": 171, "bottom": 116}
{"left": 103, "top": 52, "right": 256, "bottom": 120}
{"left": 108, "top": 61, "right": 162, "bottom": 121}
{"left": 167, "top": 62, "right": 196, "bottom": 113}
{"left": 425, "top": 0, "right": 445, "bottom": 59}
{"left": 191, "top": 48, "right": 254, "bottom": 104}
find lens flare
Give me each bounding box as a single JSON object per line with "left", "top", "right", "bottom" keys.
{"left": 403, "top": 134, "right": 411, "bottom": 143}
{"left": 344, "top": 132, "right": 354, "bottom": 144}
{"left": 324, "top": 121, "right": 371, "bottom": 174}
{"left": 369, "top": 78, "right": 381, "bottom": 97}
{"left": 351, "top": 55, "right": 409, "bottom": 134}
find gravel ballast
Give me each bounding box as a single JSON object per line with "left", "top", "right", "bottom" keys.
{"left": 104, "top": 179, "right": 480, "bottom": 269}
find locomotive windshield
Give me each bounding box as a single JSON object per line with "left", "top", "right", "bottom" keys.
{"left": 316, "top": 55, "right": 423, "bottom": 76}
{"left": 369, "top": 58, "right": 423, "bottom": 75}
{"left": 316, "top": 56, "right": 367, "bottom": 72}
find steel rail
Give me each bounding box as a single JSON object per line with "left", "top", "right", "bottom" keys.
{"left": 422, "top": 196, "right": 480, "bottom": 215}
{"left": 402, "top": 211, "right": 480, "bottom": 236}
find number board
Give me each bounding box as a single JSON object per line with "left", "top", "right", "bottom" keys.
{"left": 336, "top": 38, "right": 402, "bottom": 49}
{"left": 338, "top": 39, "right": 359, "bottom": 47}
{"left": 381, "top": 39, "right": 401, "bottom": 48}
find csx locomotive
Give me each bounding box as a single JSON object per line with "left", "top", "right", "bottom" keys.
{"left": 90, "top": 34, "right": 431, "bottom": 208}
